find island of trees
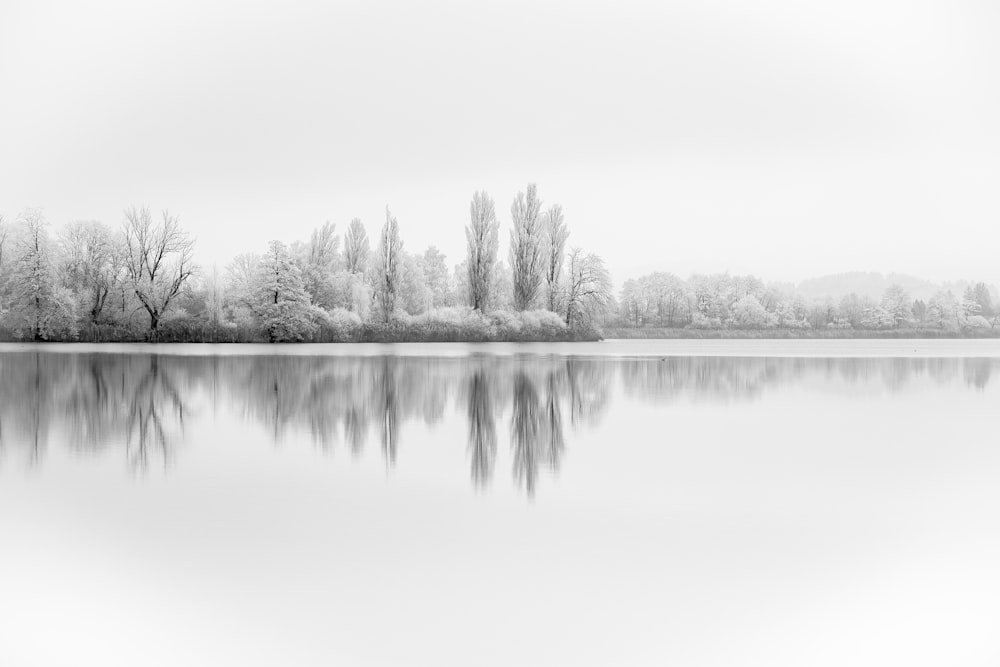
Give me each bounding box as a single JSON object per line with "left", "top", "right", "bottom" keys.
{"left": 0, "top": 184, "right": 611, "bottom": 342}
{"left": 1, "top": 184, "right": 996, "bottom": 342}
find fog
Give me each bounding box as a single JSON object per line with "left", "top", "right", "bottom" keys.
{"left": 2, "top": 0, "right": 999, "bottom": 284}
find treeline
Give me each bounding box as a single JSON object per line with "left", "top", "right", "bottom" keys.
{"left": 0, "top": 183, "right": 612, "bottom": 342}
{"left": 614, "top": 273, "right": 999, "bottom": 333}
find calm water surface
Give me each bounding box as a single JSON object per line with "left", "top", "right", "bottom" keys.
{"left": 1, "top": 341, "right": 999, "bottom": 666}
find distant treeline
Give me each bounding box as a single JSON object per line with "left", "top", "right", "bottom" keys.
{"left": 0, "top": 184, "right": 610, "bottom": 342}
{"left": 611, "top": 273, "right": 998, "bottom": 334}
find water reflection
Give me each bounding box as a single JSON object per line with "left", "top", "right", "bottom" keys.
{"left": 0, "top": 352, "right": 996, "bottom": 492}
{"left": 466, "top": 368, "right": 497, "bottom": 487}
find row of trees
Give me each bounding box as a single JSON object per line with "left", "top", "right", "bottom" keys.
{"left": 0, "top": 184, "right": 613, "bottom": 341}
{"left": 616, "top": 272, "right": 998, "bottom": 331}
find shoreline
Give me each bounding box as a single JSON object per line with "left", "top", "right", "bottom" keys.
{"left": 601, "top": 327, "right": 1000, "bottom": 339}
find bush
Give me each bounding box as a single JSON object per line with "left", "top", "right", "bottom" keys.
{"left": 687, "top": 313, "right": 722, "bottom": 329}
{"left": 0, "top": 305, "right": 602, "bottom": 343}
{"left": 313, "top": 307, "right": 364, "bottom": 342}
{"left": 964, "top": 315, "right": 992, "bottom": 330}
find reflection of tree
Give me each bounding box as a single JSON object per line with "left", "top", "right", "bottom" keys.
{"left": 466, "top": 369, "right": 497, "bottom": 487}
{"left": 1, "top": 351, "right": 996, "bottom": 491}
{"left": 123, "top": 355, "right": 186, "bottom": 471}
{"left": 344, "top": 405, "right": 367, "bottom": 456}
{"left": 618, "top": 357, "right": 998, "bottom": 404}
{"left": 565, "top": 359, "right": 611, "bottom": 426}
{"left": 963, "top": 358, "right": 993, "bottom": 391}
{"left": 376, "top": 357, "right": 400, "bottom": 466}
{"left": 0, "top": 353, "right": 191, "bottom": 471}
{"left": 511, "top": 372, "right": 543, "bottom": 496}
{"left": 23, "top": 353, "right": 51, "bottom": 466}
{"left": 0, "top": 353, "right": 74, "bottom": 465}
{"left": 541, "top": 371, "right": 565, "bottom": 470}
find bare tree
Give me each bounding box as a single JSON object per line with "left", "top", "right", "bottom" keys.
{"left": 374, "top": 207, "right": 403, "bottom": 323}
{"left": 543, "top": 204, "right": 568, "bottom": 314}
{"left": 225, "top": 252, "right": 260, "bottom": 316}
{"left": 465, "top": 191, "right": 499, "bottom": 312}
{"left": 509, "top": 183, "right": 545, "bottom": 311}
{"left": 307, "top": 221, "right": 339, "bottom": 268}
{"left": 121, "top": 206, "right": 195, "bottom": 336}
{"left": 344, "top": 217, "right": 370, "bottom": 275}
{"left": 564, "top": 248, "right": 611, "bottom": 328}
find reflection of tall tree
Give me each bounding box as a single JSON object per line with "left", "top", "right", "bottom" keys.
{"left": 541, "top": 371, "right": 565, "bottom": 470}
{"left": 0, "top": 353, "right": 192, "bottom": 470}
{"left": 466, "top": 369, "right": 497, "bottom": 487}
{"left": 963, "top": 358, "right": 994, "bottom": 391}
{"left": 565, "top": 359, "right": 611, "bottom": 426}
{"left": 344, "top": 406, "right": 367, "bottom": 456}
{"left": 0, "top": 352, "right": 59, "bottom": 466}
{"left": 376, "top": 357, "right": 400, "bottom": 465}
{"left": 511, "top": 372, "right": 543, "bottom": 496}
{"left": 26, "top": 352, "right": 48, "bottom": 465}
{"left": 123, "top": 355, "right": 186, "bottom": 471}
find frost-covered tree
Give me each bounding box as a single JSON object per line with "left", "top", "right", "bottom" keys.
{"left": 564, "top": 248, "right": 611, "bottom": 328}
{"left": 970, "top": 282, "right": 994, "bottom": 318}
{"left": 60, "top": 220, "right": 122, "bottom": 325}
{"left": 729, "top": 294, "right": 776, "bottom": 329}
{"left": 420, "top": 246, "right": 451, "bottom": 308}
{"left": 399, "top": 252, "right": 432, "bottom": 314}
{"left": 202, "top": 264, "right": 226, "bottom": 327}
{"left": 374, "top": 208, "right": 403, "bottom": 323}
{"left": 542, "top": 204, "right": 568, "bottom": 313}
{"left": 838, "top": 293, "right": 873, "bottom": 329}
{"left": 509, "top": 184, "right": 545, "bottom": 311}
{"left": 328, "top": 269, "right": 372, "bottom": 317}
{"left": 689, "top": 273, "right": 735, "bottom": 323}
{"left": 496, "top": 262, "right": 515, "bottom": 311}
{"left": 860, "top": 305, "right": 895, "bottom": 329}
{"left": 880, "top": 284, "right": 912, "bottom": 328}
{"left": 960, "top": 287, "right": 983, "bottom": 326}
{"left": 344, "top": 218, "right": 370, "bottom": 275}
{"left": 927, "top": 290, "right": 959, "bottom": 330}
{"left": 257, "top": 240, "right": 318, "bottom": 342}
{"left": 297, "top": 221, "right": 340, "bottom": 308}
{"left": 465, "top": 191, "right": 499, "bottom": 312}
{"left": 225, "top": 252, "right": 261, "bottom": 322}
{"left": 121, "top": 206, "right": 195, "bottom": 336}
{"left": 0, "top": 214, "right": 9, "bottom": 284}
{"left": 4, "top": 209, "right": 78, "bottom": 340}
{"left": 621, "top": 272, "right": 691, "bottom": 327}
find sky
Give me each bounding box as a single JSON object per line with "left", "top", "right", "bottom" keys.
{"left": 2, "top": 0, "right": 999, "bottom": 288}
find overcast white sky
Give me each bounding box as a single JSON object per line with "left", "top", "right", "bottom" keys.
{"left": 2, "top": 0, "right": 999, "bottom": 286}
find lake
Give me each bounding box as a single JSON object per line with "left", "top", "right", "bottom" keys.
{"left": 1, "top": 340, "right": 999, "bottom": 666}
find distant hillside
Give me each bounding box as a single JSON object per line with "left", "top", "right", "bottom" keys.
{"left": 795, "top": 272, "right": 997, "bottom": 302}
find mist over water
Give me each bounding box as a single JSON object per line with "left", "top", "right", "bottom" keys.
{"left": 2, "top": 344, "right": 999, "bottom": 665}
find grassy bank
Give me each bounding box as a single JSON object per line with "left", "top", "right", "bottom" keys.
{"left": 602, "top": 327, "right": 1000, "bottom": 339}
